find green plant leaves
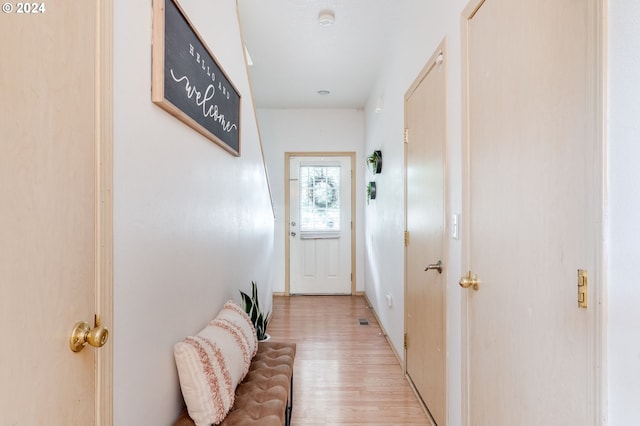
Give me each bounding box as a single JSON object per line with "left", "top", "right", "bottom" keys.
{"left": 239, "top": 281, "right": 269, "bottom": 341}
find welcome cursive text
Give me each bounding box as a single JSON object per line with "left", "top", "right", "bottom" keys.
{"left": 170, "top": 69, "right": 238, "bottom": 133}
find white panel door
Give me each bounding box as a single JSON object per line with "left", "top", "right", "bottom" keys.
{"left": 462, "top": 0, "right": 602, "bottom": 424}
{"left": 289, "top": 156, "right": 352, "bottom": 294}
{"left": 405, "top": 44, "right": 447, "bottom": 426}
{"left": 0, "top": 1, "right": 111, "bottom": 424}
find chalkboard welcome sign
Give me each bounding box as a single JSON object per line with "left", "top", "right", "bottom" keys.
{"left": 152, "top": 0, "right": 241, "bottom": 156}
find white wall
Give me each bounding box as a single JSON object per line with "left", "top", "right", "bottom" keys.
{"left": 362, "top": 1, "right": 467, "bottom": 425}
{"left": 113, "top": 0, "right": 274, "bottom": 423}
{"left": 607, "top": 1, "right": 640, "bottom": 424}
{"left": 256, "top": 109, "right": 365, "bottom": 293}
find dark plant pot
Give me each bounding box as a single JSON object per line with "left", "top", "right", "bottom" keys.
{"left": 372, "top": 150, "right": 382, "bottom": 174}
{"left": 368, "top": 181, "right": 377, "bottom": 200}
{"left": 367, "top": 150, "right": 383, "bottom": 174}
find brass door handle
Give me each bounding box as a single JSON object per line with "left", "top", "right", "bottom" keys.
{"left": 70, "top": 315, "right": 108, "bottom": 352}
{"left": 459, "top": 271, "right": 479, "bottom": 291}
{"left": 424, "top": 260, "right": 443, "bottom": 274}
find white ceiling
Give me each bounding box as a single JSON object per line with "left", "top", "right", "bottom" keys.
{"left": 237, "top": 0, "right": 402, "bottom": 109}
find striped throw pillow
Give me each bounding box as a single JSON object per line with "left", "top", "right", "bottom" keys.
{"left": 174, "top": 301, "right": 258, "bottom": 425}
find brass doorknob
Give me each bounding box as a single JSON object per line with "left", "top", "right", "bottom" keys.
{"left": 459, "top": 271, "right": 479, "bottom": 291}
{"left": 70, "top": 316, "right": 109, "bottom": 352}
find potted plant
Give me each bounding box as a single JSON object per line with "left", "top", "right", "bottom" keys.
{"left": 366, "top": 150, "right": 383, "bottom": 174}
{"left": 366, "top": 181, "right": 376, "bottom": 204}
{"left": 239, "top": 281, "right": 270, "bottom": 341}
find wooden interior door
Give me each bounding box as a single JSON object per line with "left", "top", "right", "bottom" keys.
{"left": 0, "top": 2, "right": 112, "bottom": 423}
{"left": 405, "top": 42, "right": 447, "bottom": 426}
{"left": 288, "top": 155, "right": 353, "bottom": 295}
{"left": 461, "top": 0, "right": 602, "bottom": 424}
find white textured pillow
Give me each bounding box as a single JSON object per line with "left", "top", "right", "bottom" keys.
{"left": 174, "top": 301, "right": 258, "bottom": 426}
{"left": 215, "top": 300, "right": 258, "bottom": 367}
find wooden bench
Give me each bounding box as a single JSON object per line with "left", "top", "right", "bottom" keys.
{"left": 174, "top": 341, "right": 296, "bottom": 426}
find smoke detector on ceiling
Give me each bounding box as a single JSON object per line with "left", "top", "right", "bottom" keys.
{"left": 318, "top": 10, "right": 335, "bottom": 27}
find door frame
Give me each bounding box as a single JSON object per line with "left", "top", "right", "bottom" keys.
{"left": 459, "top": 0, "right": 607, "bottom": 424}
{"left": 284, "top": 152, "right": 356, "bottom": 296}
{"left": 403, "top": 38, "right": 449, "bottom": 425}
{"left": 96, "top": 1, "right": 113, "bottom": 424}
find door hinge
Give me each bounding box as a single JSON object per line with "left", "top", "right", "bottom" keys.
{"left": 350, "top": 273, "right": 353, "bottom": 282}
{"left": 578, "top": 269, "right": 588, "bottom": 308}
{"left": 404, "top": 333, "right": 409, "bottom": 349}
{"left": 404, "top": 128, "right": 409, "bottom": 144}
{"left": 404, "top": 231, "right": 410, "bottom": 246}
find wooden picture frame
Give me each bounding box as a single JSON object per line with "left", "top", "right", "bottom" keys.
{"left": 152, "top": 0, "right": 241, "bottom": 156}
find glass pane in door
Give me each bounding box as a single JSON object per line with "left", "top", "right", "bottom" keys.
{"left": 299, "top": 165, "right": 341, "bottom": 233}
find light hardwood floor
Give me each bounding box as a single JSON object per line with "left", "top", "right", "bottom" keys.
{"left": 268, "top": 295, "right": 432, "bottom": 426}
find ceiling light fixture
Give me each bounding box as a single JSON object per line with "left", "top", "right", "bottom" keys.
{"left": 317, "top": 90, "right": 331, "bottom": 96}
{"left": 318, "top": 10, "right": 335, "bottom": 27}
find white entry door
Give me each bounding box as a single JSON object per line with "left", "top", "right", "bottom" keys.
{"left": 0, "top": 2, "right": 112, "bottom": 424}
{"left": 289, "top": 155, "right": 352, "bottom": 294}
{"left": 461, "top": 0, "right": 602, "bottom": 424}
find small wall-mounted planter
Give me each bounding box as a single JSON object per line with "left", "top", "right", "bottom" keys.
{"left": 367, "top": 181, "right": 377, "bottom": 204}
{"left": 366, "top": 150, "right": 382, "bottom": 174}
